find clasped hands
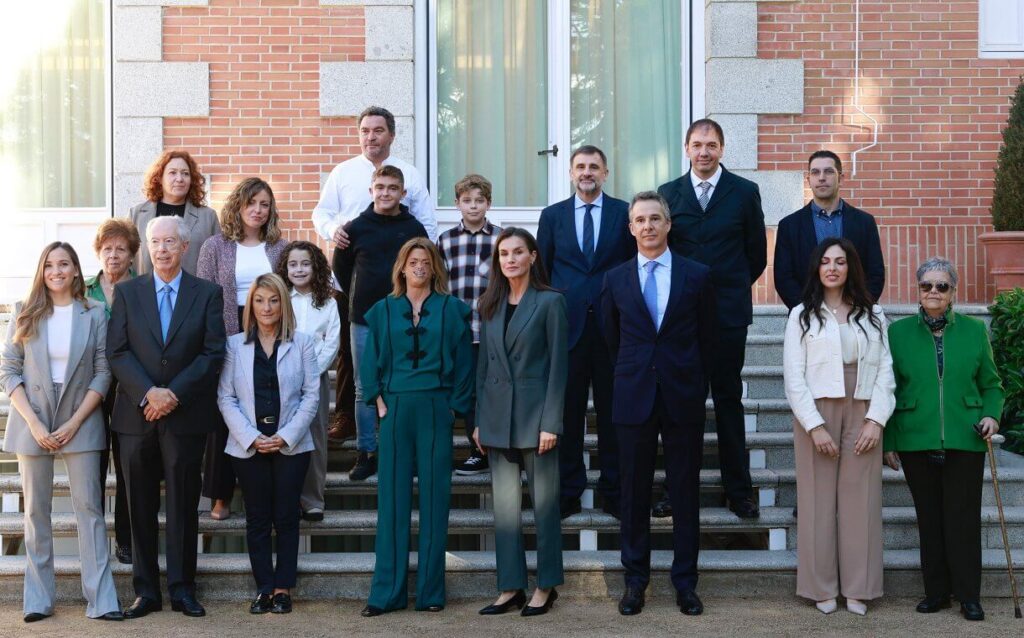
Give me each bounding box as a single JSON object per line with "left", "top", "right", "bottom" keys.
{"left": 810, "top": 419, "right": 882, "bottom": 458}
{"left": 252, "top": 434, "right": 286, "bottom": 454}
{"left": 143, "top": 387, "right": 179, "bottom": 421}
{"left": 29, "top": 418, "right": 80, "bottom": 451}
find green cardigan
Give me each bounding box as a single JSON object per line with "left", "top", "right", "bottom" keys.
{"left": 883, "top": 310, "right": 1004, "bottom": 453}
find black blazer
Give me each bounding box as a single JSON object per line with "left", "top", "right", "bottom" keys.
{"left": 658, "top": 167, "right": 767, "bottom": 328}
{"left": 107, "top": 270, "right": 227, "bottom": 435}
{"left": 600, "top": 252, "right": 716, "bottom": 427}
{"left": 772, "top": 201, "right": 886, "bottom": 309}
{"left": 536, "top": 193, "right": 636, "bottom": 349}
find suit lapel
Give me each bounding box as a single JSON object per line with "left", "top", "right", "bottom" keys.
{"left": 659, "top": 255, "right": 685, "bottom": 335}
{"left": 676, "top": 171, "right": 703, "bottom": 215}
{"left": 559, "top": 197, "right": 589, "bottom": 267}
{"left": 164, "top": 272, "right": 199, "bottom": 348}
{"left": 488, "top": 298, "right": 513, "bottom": 378}
{"left": 592, "top": 198, "right": 619, "bottom": 270}
{"left": 30, "top": 318, "right": 56, "bottom": 415}
{"left": 625, "top": 258, "right": 657, "bottom": 335}
{"left": 184, "top": 201, "right": 202, "bottom": 235}
{"left": 61, "top": 300, "right": 88, "bottom": 390}
{"left": 137, "top": 275, "right": 164, "bottom": 346}
{"left": 504, "top": 286, "right": 539, "bottom": 352}
{"left": 799, "top": 206, "right": 817, "bottom": 255}
{"left": 704, "top": 168, "right": 735, "bottom": 214}
{"left": 241, "top": 339, "right": 256, "bottom": 405}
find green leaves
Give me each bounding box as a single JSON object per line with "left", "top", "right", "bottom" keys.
{"left": 991, "top": 76, "right": 1024, "bottom": 231}
{"left": 990, "top": 288, "right": 1024, "bottom": 453}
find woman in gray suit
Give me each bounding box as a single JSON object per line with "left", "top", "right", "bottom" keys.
{"left": 474, "top": 227, "right": 568, "bottom": 617}
{"left": 128, "top": 150, "right": 219, "bottom": 275}
{"left": 217, "top": 273, "right": 319, "bottom": 615}
{"left": 0, "top": 243, "right": 122, "bottom": 623}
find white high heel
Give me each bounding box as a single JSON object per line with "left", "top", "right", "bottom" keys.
{"left": 815, "top": 599, "right": 837, "bottom": 614}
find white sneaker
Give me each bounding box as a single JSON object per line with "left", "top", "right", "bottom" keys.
{"left": 846, "top": 599, "right": 867, "bottom": 616}
{"left": 815, "top": 599, "right": 837, "bottom": 614}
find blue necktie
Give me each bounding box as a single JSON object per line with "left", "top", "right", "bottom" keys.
{"left": 159, "top": 284, "right": 173, "bottom": 342}
{"left": 582, "top": 203, "right": 595, "bottom": 264}
{"left": 643, "top": 261, "right": 659, "bottom": 330}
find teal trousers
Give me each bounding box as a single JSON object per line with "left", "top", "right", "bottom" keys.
{"left": 368, "top": 390, "right": 453, "bottom": 611}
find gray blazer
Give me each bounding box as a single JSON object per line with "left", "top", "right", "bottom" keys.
{"left": 217, "top": 331, "right": 320, "bottom": 459}
{"left": 475, "top": 287, "right": 568, "bottom": 450}
{"left": 128, "top": 199, "right": 220, "bottom": 275}
{"left": 196, "top": 234, "right": 289, "bottom": 335}
{"left": 1, "top": 301, "right": 112, "bottom": 455}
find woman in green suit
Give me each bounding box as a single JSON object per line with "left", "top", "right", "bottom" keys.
{"left": 359, "top": 238, "right": 474, "bottom": 617}
{"left": 474, "top": 227, "right": 568, "bottom": 617}
{"left": 883, "top": 257, "right": 1004, "bottom": 622}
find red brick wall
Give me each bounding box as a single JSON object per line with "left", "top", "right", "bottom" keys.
{"left": 756, "top": 1, "right": 1023, "bottom": 304}
{"left": 161, "top": 0, "right": 365, "bottom": 254}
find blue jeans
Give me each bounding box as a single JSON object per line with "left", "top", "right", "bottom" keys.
{"left": 350, "top": 322, "right": 378, "bottom": 453}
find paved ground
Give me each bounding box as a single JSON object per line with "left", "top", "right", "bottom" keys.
{"left": 0, "top": 598, "right": 1021, "bottom": 637}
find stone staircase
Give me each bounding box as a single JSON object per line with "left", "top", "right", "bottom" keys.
{"left": 0, "top": 305, "right": 1021, "bottom": 602}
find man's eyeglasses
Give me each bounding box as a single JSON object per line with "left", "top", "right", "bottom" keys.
{"left": 918, "top": 281, "right": 951, "bottom": 293}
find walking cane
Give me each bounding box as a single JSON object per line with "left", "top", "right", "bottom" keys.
{"left": 986, "top": 433, "right": 1022, "bottom": 618}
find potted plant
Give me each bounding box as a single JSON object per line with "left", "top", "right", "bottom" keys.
{"left": 989, "top": 288, "right": 1024, "bottom": 455}
{"left": 980, "top": 76, "right": 1024, "bottom": 292}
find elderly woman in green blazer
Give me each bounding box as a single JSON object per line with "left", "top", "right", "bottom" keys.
{"left": 473, "top": 227, "right": 568, "bottom": 617}
{"left": 883, "top": 257, "right": 1004, "bottom": 622}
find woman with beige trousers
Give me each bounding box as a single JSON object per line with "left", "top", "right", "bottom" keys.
{"left": 783, "top": 237, "right": 895, "bottom": 616}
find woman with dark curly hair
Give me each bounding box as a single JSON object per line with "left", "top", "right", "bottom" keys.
{"left": 197, "top": 177, "right": 289, "bottom": 519}
{"left": 275, "top": 241, "right": 340, "bottom": 521}
{"left": 128, "top": 150, "right": 219, "bottom": 275}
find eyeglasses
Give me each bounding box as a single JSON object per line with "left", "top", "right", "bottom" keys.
{"left": 918, "top": 281, "right": 952, "bottom": 293}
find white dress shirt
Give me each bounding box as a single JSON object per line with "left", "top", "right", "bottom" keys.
{"left": 311, "top": 154, "right": 438, "bottom": 242}
{"left": 573, "top": 193, "right": 604, "bottom": 252}
{"left": 690, "top": 164, "right": 723, "bottom": 202}
{"left": 290, "top": 289, "right": 342, "bottom": 375}
{"left": 636, "top": 249, "right": 672, "bottom": 331}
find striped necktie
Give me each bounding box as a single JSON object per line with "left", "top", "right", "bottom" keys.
{"left": 698, "top": 181, "right": 712, "bottom": 211}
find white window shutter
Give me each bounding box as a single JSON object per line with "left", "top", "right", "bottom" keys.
{"left": 980, "top": 0, "right": 1024, "bottom": 57}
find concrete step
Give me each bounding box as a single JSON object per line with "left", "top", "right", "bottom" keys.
{"left": 0, "top": 549, "right": 1019, "bottom": 602}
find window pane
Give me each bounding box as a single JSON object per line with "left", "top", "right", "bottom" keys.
{"left": 0, "top": 0, "right": 107, "bottom": 209}
{"left": 570, "top": 0, "right": 682, "bottom": 198}
{"left": 437, "top": 0, "right": 548, "bottom": 207}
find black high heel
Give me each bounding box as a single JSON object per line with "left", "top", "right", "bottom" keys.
{"left": 479, "top": 590, "right": 527, "bottom": 615}
{"left": 521, "top": 588, "right": 558, "bottom": 617}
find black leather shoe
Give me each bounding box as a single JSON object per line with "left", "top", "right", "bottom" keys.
{"left": 349, "top": 452, "right": 377, "bottom": 481}
{"left": 729, "top": 497, "right": 760, "bottom": 520}
{"left": 915, "top": 595, "right": 951, "bottom": 613}
{"left": 301, "top": 509, "right": 324, "bottom": 522}
{"left": 559, "top": 498, "right": 581, "bottom": 520}
{"left": 271, "top": 593, "right": 292, "bottom": 614}
{"left": 123, "top": 597, "right": 162, "bottom": 619}
{"left": 651, "top": 496, "right": 672, "bottom": 518}
{"left": 677, "top": 589, "right": 704, "bottom": 615}
{"left": 115, "top": 544, "right": 133, "bottom": 565}
{"left": 170, "top": 594, "right": 206, "bottom": 617}
{"left": 250, "top": 593, "right": 273, "bottom": 614}
{"left": 96, "top": 611, "right": 124, "bottom": 621}
{"left": 23, "top": 612, "right": 51, "bottom": 623}
{"left": 479, "top": 590, "right": 526, "bottom": 615}
{"left": 960, "top": 601, "right": 984, "bottom": 621}
{"left": 361, "top": 605, "right": 385, "bottom": 617}
{"left": 521, "top": 588, "right": 558, "bottom": 617}
{"left": 618, "top": 586, "right": 645, "bottom": 615}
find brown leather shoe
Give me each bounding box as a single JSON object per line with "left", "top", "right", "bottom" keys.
{"left": 327, "top": 413, "right": 356, "bottom": 445}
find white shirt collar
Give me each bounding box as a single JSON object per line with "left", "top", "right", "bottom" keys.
{"left": 574, "top": 192, "right": 604, "bottom": 210}
{"left": 637, "top": 248, "right": 671, "bottom": 270}
{"left": 690, "top": 165, "right": 723, "bottom": 189}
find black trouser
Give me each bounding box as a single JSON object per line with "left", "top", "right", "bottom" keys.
{"left": 901, "top": 449, "right": 985, "bottom": 603}
{"left": 233, "top": 451, "right": 311, "bottom": 594}
{"left": 334, "top": 291, "right": 355, "bottom": 424}
{"left": 618, "top": 388, "right": 704, "bottom": 592}
{"left": 119, "top": 427, "right": 206, "bottom": 602}
{"left": 709, "top": 325, "right": 753, "bottom": 502}
{"left": 460, "top": 343, "right": 480, "bottom": 450}
{"left": 100, "top": 387, "right": 131, "bottom": 548}
{"left": 560, "top": 311, "right": 617, "bottom": 503}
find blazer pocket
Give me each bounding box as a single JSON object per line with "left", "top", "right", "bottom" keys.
{"left": 895, "top": 397, "right": 917, "bottom": 411}
{"left": 962, "top": 395, "right": 983, "bottom": 408}
{"left": 805, "top": 334, "right": 831, "bottom": 368}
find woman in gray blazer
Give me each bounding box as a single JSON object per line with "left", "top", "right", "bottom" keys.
{"left": 217, "top": 273, "right": 319, "bottom": 614}
{"left": 0, "top": 243, "right": 122, "bottom": 623}
{"left": 474, "top": 228, "right": 568, "bottom": 617}
{"left": 128, "top": 150, "right": 219, "bottom": 276}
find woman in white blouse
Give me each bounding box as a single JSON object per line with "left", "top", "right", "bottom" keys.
{"left": 0, "top": 243, "right": 121, "bottom": 622}
{"left": 276, "top": 241, "right": 341, "bottom": 521}
{"left": 782, "top": 237, "right": 895, "bottom": 617}
{"left": 197, "top": 177, "right": 288, "bottom": 520}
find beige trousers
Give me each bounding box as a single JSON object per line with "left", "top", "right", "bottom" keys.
{"left": 794, "top": 364, "right": 883, "bottom": 602}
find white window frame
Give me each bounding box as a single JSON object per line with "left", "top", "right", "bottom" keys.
{"left": 979, "top": 0, "right": 1024, "bottom": 58}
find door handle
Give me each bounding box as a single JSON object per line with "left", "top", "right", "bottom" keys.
{"left": 537, "top": 144, "right": 558, "bottom": 157}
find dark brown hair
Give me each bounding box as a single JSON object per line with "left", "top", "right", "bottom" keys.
{"left": 276, "top": 241, "right": 334, "bottom": 309}
{"left": 372, "top": 164, "right": 405, "bottom": 189}
{"left": 454, "top": 173, "right": 492, "bottom": 203}
{"left": 477, "top": 227, "right": 554, "bottom": 321}
{"left": 798, "top": 237, "right": 882, "bottom": 338}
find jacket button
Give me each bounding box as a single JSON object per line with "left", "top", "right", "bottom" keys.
{"left": 514, "top": 355, "right": 521, "bottom": 361}
{"left": 161, "top": 359, "right": 168, "bottom": 365}
{"left": 32, "top": 406, "right": 40, "bottom": 414}
{"left": 32, "top": 385, "right": 40, "bottom": 391}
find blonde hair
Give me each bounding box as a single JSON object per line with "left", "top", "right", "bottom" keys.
{"left": 219, "top": 178, "right": 282, "bottom": 243}
{"left": 14, "top": 243, "right": 89, "bottom": 344}
{"left": 242, "top": 273, "right": 296, "bottom": 342}
{"left": 390, "top": 237, "right": 449, "bottom": 297}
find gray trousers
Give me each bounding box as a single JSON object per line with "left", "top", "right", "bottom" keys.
{"left": 490, "top": 448, "right": 564, "bottom": 591}
{"left": 300, "top": 372, "right": 330, "bottom": 512}
{"left": 19, "top": 451, "right": 120, "bottom": 617}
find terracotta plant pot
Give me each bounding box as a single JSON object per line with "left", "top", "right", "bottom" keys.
{"left": 979, "top": 231, "right": 1024, "bottom": 293}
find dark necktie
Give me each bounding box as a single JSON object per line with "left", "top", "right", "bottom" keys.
{"left": 582, "top": 203, "right": 595, "bottom": 264}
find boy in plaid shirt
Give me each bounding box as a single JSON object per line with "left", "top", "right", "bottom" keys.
{"left": 437, "top": 174, "right": 502, "bottom": 474}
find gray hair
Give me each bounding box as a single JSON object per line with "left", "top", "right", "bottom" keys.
{"left": 146, "top": 215, "right": 190, "bottom": 245}
{"left": 629, "top": 191, "right": 670, "bottom": 220}
{"left": 916, "top": 257, "right": 959, "bottom": 289}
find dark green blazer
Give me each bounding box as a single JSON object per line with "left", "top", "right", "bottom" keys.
{"left": 884, "top": 311, "right": 1004, "bottom": 453}
{"left": 475, "top": 287, "right": 568, "bottom": 450}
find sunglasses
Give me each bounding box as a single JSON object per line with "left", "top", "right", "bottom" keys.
{"left": 918, "top": 281, "right": 951, "bottom": 293}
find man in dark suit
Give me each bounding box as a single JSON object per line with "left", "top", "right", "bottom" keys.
{"left": 108, "top": 215, "right": 226, "bottom": 619}
{"left": 601, "top": 191, "right": 715, "bottom": 616}
{"left": 773, "top": 150, "right": 885, "bottom": 309}
{"left": 657, "top": 118, "right": 766, "bottom": 521}
{"left": 537, "top": 145, "right": 636, "bottom": 519}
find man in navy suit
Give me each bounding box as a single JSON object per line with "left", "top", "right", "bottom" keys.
{"left": 601, "top": 191, "right": 715, "bottom": 616}
{"left": 658, "top": 119, "right": 767, "bottom": 520}
{"left": 773, "top": 150, "right": 885, "bottom": 309}
{"left": 537, "top": 145, "right": 636, "bottom": 519}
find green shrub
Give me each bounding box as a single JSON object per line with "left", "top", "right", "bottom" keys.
{"left": 989, "top": 288, "right": 1024, "bottom": 454}
{"left": 991, "top": 77, "right": 1024, "bottom": 232}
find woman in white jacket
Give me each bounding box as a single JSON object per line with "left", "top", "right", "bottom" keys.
{"left": 783, "top": 237, "right": 895, "bottom": 617}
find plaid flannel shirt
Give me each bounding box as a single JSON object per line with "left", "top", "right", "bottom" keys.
{"left": 437, "top": 220, "right": 502, "bottom": 343}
